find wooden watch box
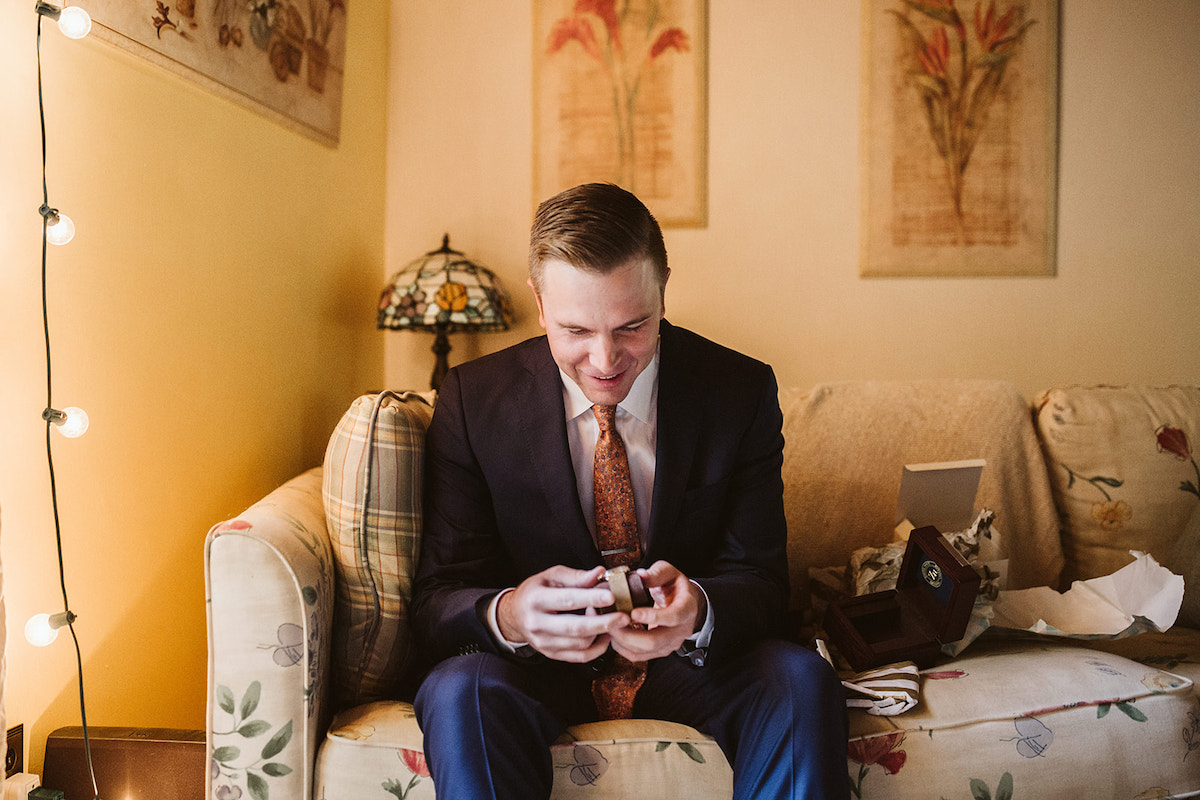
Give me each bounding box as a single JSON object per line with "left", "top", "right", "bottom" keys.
{"left": 824, "top": 525, "right": 981, "bottom": 672}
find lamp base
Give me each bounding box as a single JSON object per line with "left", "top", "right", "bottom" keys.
{"left": 430, "top": 329, "right": 451, "bottom": 392}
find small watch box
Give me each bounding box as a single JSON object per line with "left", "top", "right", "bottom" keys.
{"left": 823, "top": 525, "right": 981, "bottom": 672}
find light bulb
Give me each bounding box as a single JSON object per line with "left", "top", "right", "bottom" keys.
{"left": 44, "top": 406, "right": 90, "bottom": 438}
{"left": 25, "top": 611, "right": 74, "bottom": 647}
{"left": 45, "top": 211, "right": 75, "bottom": 245}
{"left": 58, "top": 406, "right": 89, "bottom": 437}
{"left": 57, "top": 5, "right": 91, "bottom": 38}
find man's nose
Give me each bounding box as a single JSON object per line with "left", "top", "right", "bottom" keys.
{"left": 590, "top": 336, "right": 619, "bottom": 373}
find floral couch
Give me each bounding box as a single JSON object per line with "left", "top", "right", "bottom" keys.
{"left": 205, "top": 382, "right": 1200, "bottom": 799}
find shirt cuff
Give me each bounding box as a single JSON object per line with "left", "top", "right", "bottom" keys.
{"left": 688, "top": 579, "right": 714, "bottom": 647}
{"left": 487, "top": 587, "right": 530, "bottom": 653}
{"left": 675, "top": 580, "right": 713, "bottom": 666}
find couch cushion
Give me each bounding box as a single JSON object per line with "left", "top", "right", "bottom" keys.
{"left": 846, "top": 641, "right": 1200, "bottom": 798}
{"left": 323, "top": 392, "right": 435, "bottom": 708}
{"left": 316, "top": 702, "right": 433, "bottom": 800}
{"left": 779, "top": 380, "right": 1062, "bottom": 601}
{"left": 1034, "top": 385, "right": 1200, "bottom": 584}
{"left": 313, "top": 644, "right": 1200, "bottom": 800}
{"left": 315, "top": 702, "right": 732, "bottom": 800}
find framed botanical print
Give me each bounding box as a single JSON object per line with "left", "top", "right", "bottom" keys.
{"left": 861, "top": 0, "right": 1059, "bottom": 276}
{"left": 534, "top": 0, "right": 708, "bottom": 227}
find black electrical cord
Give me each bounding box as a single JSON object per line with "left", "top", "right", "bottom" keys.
{"left": 37, "top": 10, "right": 101, "bottom": 800}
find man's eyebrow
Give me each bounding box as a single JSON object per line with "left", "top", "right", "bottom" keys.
{"left": 555, "top": 315, "right": 652, "bottom": 331}
{"left": 618, "top": 315, "right": 653, "bottom": 329}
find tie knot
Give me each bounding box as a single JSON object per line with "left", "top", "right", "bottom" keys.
{"left": 593, "top": 404, "right": 617, "bottom": 432}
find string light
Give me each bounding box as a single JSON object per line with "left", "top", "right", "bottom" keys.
{"left": 43, "top": 406, "right": 90, "bottom": 438}
{"left": 34, "top": 1, "right": 92, "bottom": 40}
{"left": 24, "top": 611, "right": 77, "bottom": 647}
{"left": 40, "top": 204, "right": 76, "bottom": 246}
{"left": 35, "top": 3, "right": 100, "bottom": 797}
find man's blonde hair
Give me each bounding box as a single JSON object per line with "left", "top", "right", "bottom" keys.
{"left": 528, "top": 183, "right": 668, "bottom": 295}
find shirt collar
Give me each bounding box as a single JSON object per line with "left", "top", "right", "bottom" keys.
{"left": 561, "top": 346, "right": 659, "bottom": 425}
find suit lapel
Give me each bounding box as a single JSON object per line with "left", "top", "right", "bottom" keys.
{"left": 516, "top": 340, "right": 602, "bottom": 567}
{"left": 646, "top": 321, "right": 700, "bottom": 563}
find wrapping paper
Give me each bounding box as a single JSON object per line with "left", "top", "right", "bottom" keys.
{"left": 989, "top": 551, "right": 1184, "bottom": 639}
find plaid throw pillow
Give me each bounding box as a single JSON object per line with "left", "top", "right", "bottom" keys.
{"left": 323, "top": 391, "right": 434, "bottom": 708}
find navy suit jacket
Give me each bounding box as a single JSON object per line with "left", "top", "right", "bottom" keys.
{"left": 410, "top": 320, "right": 790, "bottom": 669}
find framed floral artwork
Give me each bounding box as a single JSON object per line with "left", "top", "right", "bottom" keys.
{"left": 82, "top": 0, "right": 347, "bottom": 146}
{"left": 861, "top": 0, "right": 1059, "bottom": 276}
{"left": 534, "top": 0, "right": 708, "bottom": 227}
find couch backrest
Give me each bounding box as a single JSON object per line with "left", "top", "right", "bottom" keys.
{"left": 778, "top": 380, "right": 1064, "bottom": 607}
{"left": 319, "top": 383, "right": 1200, "bottom": 701}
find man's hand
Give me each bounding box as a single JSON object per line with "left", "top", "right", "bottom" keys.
{"left": 608, "top": 561, "right": 705, "bottom": 662}
{"left": 497, "top": 565, "right": 626, "bottom": 663}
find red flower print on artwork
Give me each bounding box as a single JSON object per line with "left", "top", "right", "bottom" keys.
{"left": 649, "top": 28, "right": 689, "bottom": 60}
{"left": 974, "top": 1, "right": 1018, "bottom": 53}
{"left": 574, "top": 0, "right": 620, "bottom": 51}
{"left": 918, "top": 26, "right": 949, "bottom": 78}
{"left": 547, "top": 16, "right": 601, "bottom": 61}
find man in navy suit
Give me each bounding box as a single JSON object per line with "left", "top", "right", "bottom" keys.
{"left": 411, "top": 183, "right": 849, "bottom": 798}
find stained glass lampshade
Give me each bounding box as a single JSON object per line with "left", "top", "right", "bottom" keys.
{"left": 378, "top": 235, "right": 514, "bottom": 391}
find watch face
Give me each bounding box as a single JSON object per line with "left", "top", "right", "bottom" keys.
{"left": 921, "top": 559, "right": 944, "bottom": 589}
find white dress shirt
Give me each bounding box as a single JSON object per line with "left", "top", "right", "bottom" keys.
{"left": 561, "top": 353, "right": 658, "bottom": 547}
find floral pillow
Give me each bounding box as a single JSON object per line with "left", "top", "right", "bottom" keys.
{"left": 1035, "top": 385, "right": 1200, "bottom": 585}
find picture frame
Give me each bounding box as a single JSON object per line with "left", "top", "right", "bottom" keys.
{"left": 860, "top": 0, "right": 1059, "bottom": 277}
{"left": 83, "top": 0, "right": 347, "bottom": 146}
{"left": 533, "top": 0, "right": 708, "bottom": 227}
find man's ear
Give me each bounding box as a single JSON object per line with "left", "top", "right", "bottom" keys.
{"left": 527, "top": 277, "right": 547, "bottom": 329}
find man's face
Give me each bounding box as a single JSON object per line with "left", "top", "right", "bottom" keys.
{"left": 530, "top": 257, "right": 667, "bottom": 407}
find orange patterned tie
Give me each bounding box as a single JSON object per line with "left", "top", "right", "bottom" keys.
{"left": 590, "top": 404, "right": 647, "bottom": 720}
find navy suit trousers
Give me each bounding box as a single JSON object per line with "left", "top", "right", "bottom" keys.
{"left": 413, "top": 638, "right": 850, "bottom": 799}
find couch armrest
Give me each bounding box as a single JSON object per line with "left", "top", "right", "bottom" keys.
{"left": 206, "top": 468, "right": 333, "bottom": 800}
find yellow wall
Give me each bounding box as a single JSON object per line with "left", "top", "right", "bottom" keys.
{"left": 384, "top": 1, "right": 1200, "bottom": 397}
{"left": 0, "top": 0, "right": 389, "bottom": 774}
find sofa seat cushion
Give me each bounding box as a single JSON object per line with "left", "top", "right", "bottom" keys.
{"left": 552, "top": 720, "right": 731, "bottom": 797}
{"left": 1080, "top": 625, "right": 1200, "bottom": 689}
{"left": 316, "top": 701, "right": 432, "bottom": 800}
{"left": 846, "top": 639, "right": 1200, "bottom": 798}
{"left": 314, "top": 702, "right": 734, "bottom": 800}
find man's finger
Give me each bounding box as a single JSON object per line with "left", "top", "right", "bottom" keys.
{"left": 534, "top": 586, "right": 615, "bottom": 614}
{"left": 540, "top": 564, "right": 607, "bottom": 589}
